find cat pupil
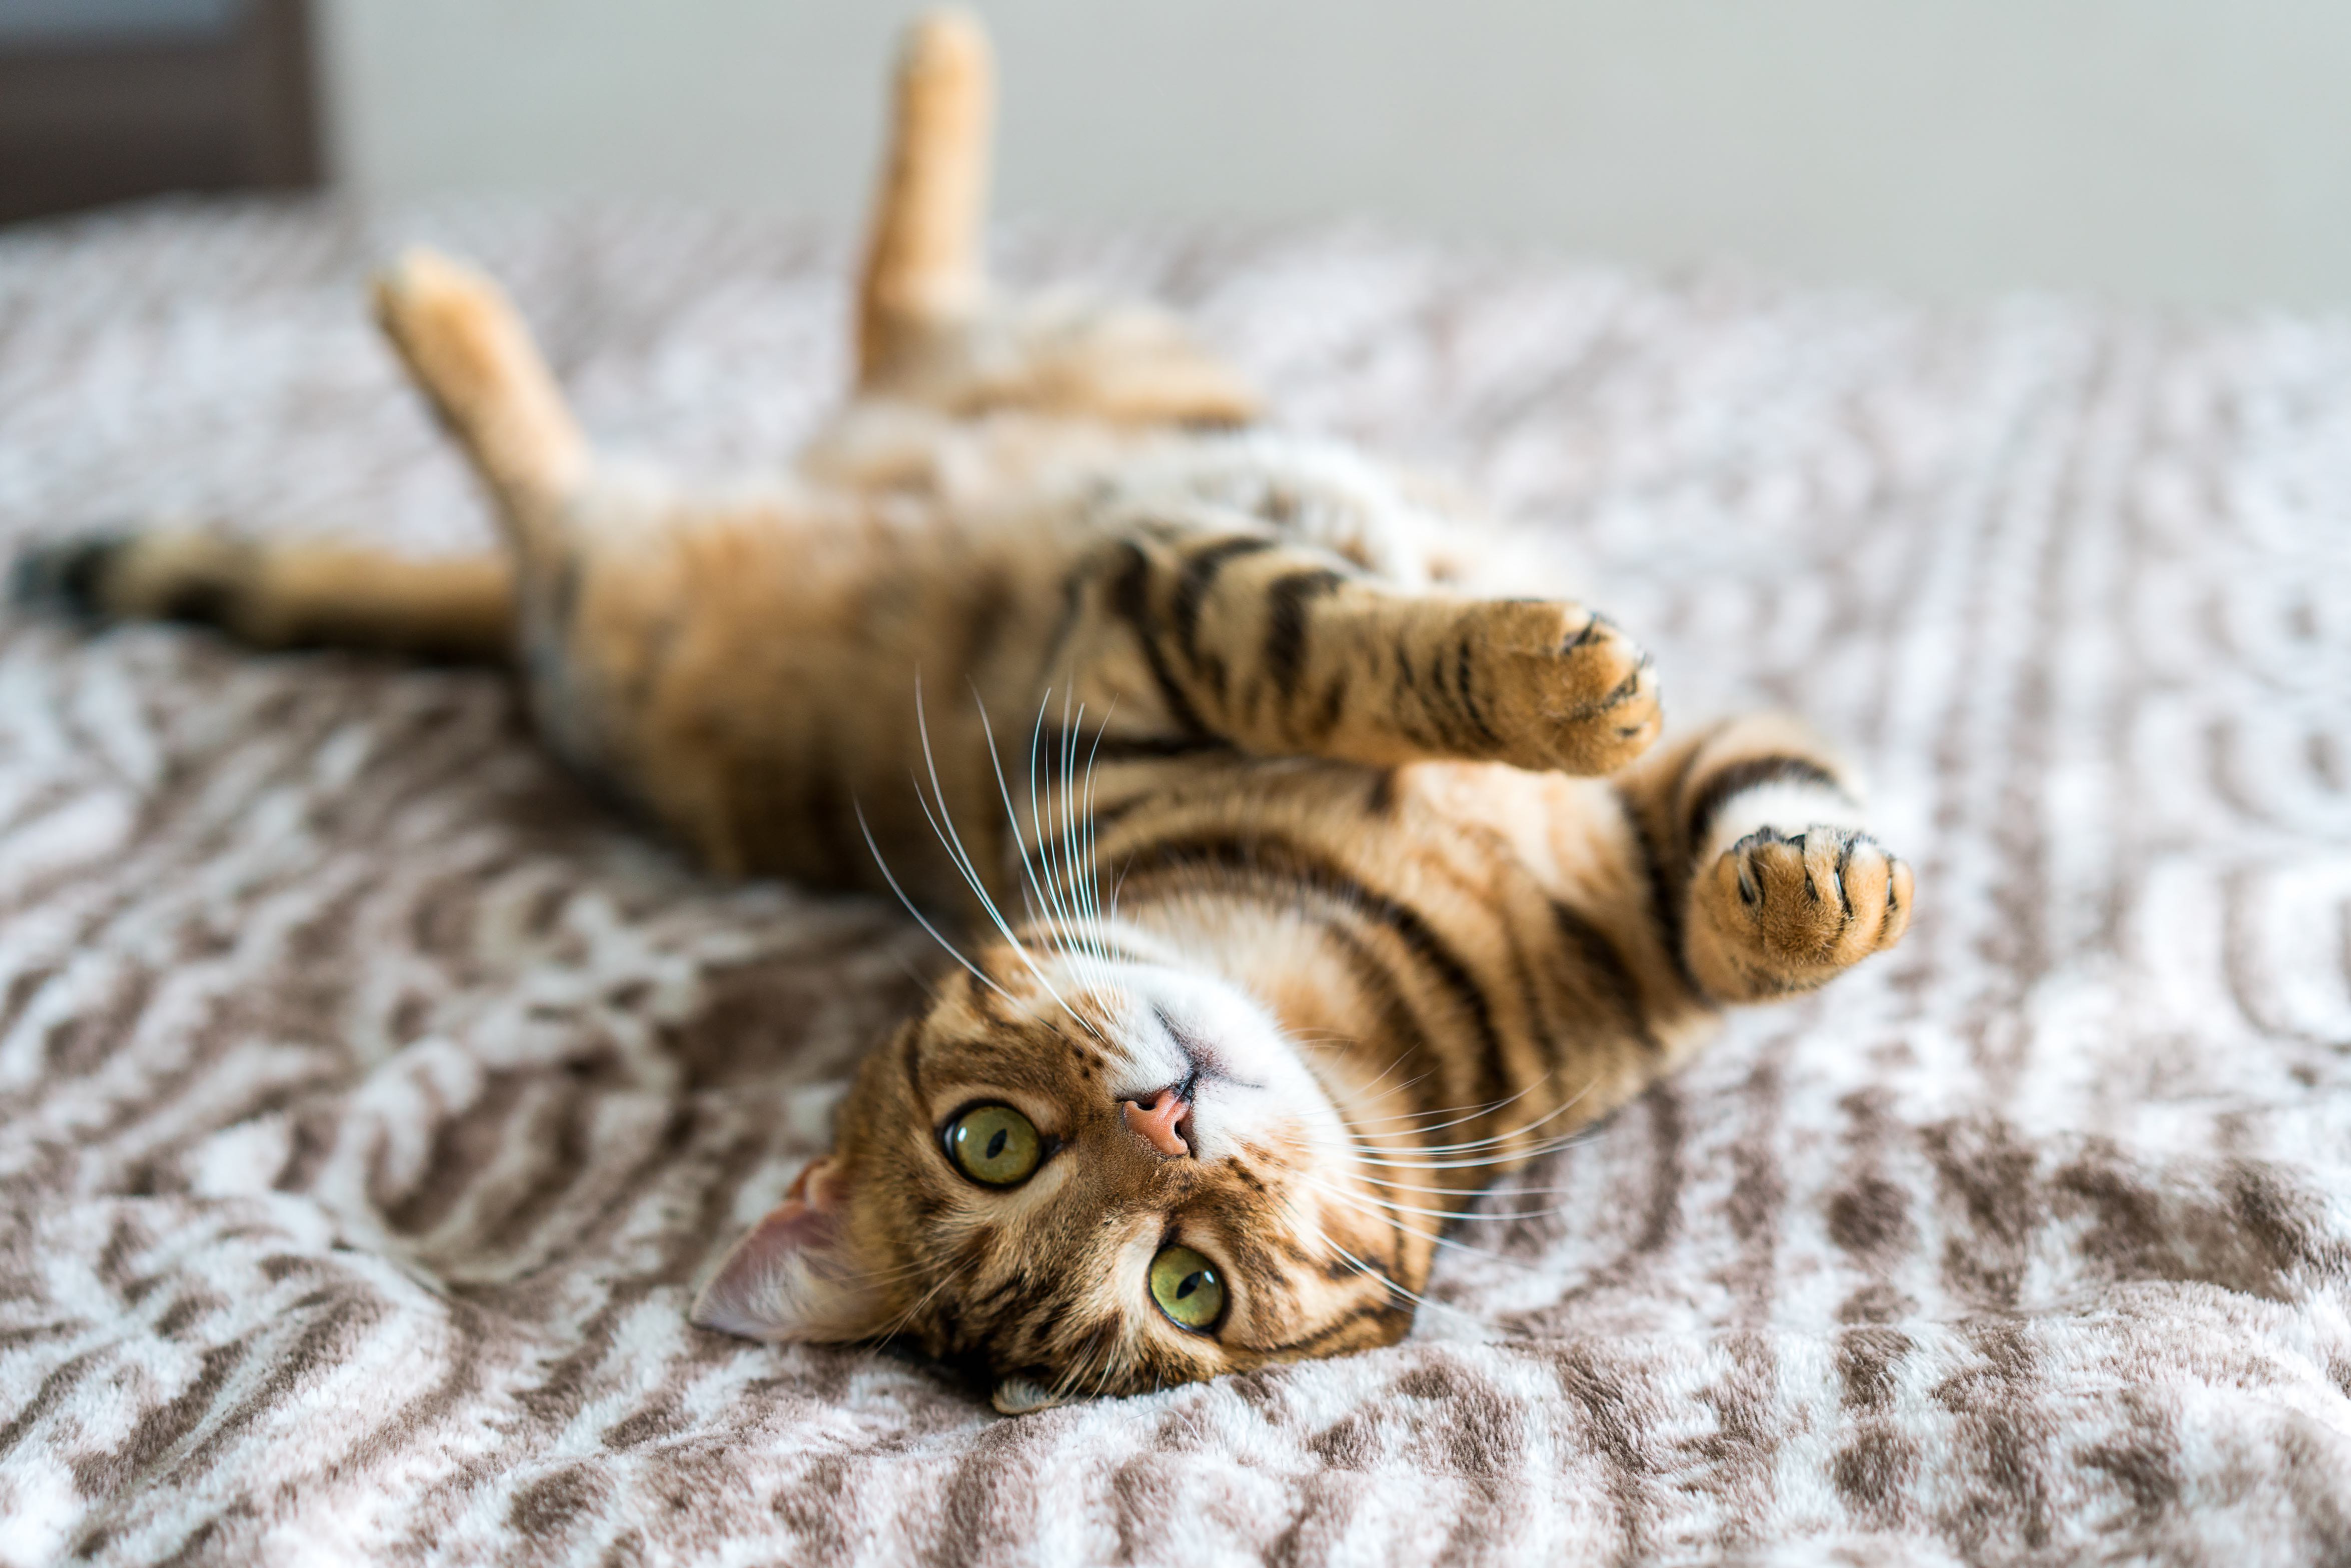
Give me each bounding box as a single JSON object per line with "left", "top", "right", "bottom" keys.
{"left": 985, "top": 1129, "right": 1007, "bottom": 1160}
{"left": 1177, "top": 1275, "right": 1199, "bottom": 1298}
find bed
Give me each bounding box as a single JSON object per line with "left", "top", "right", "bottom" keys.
{"left": 1, "top": 199, "right": 2345, "bottom": 1565}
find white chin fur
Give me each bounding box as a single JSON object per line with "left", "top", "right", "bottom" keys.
{"left": 1062, "top": 953, "right": 1347, "bottom": 1164}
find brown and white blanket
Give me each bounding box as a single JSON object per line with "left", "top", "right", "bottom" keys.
{"left": 0, "top": 201, "right": 2346, "bottom": 1566}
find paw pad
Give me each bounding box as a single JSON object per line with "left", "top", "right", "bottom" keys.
{"left": 1707, "top": 826, "right": 1912, "bottom": 974}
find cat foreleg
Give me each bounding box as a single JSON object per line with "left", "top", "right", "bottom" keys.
{"left": 1068, "top": 527, "right": 1663, "bottom": 774}
{"left": 1618, "top": 714, "right": 1913, "bottom": 1002}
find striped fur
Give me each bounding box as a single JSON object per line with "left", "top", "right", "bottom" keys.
{"left": 12, "top": 14, "right": 1908, "bottom": 1410}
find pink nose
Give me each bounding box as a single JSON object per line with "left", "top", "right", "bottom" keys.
{"left": 1122, "top": 1087, "right": 1190, "bottom": 1157}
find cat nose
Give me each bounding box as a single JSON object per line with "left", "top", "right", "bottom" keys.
{"left": 1122, "top": 1085, "right": 1191, "bottom": 1158}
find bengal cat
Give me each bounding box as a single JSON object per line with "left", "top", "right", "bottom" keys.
{"left": 16, "top": 11, "right": 1911, "bottom": 1413}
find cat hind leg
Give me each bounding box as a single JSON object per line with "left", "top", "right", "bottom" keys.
{"left": 372, "top": 248, "right": 592, "bottom": 562}
{"left": 857, "top": 9, "right": 994, "bottom": 385}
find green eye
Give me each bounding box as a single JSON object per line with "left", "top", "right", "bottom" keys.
{"left": 1148, "top": 1245, "right": 1227, "bottom": 1332}
{"left": 945, "top": 1104, "right": 1043, "bottom": 1186}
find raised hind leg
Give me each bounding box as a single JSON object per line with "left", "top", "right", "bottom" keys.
{"left": 857, "top": 9, "right": 994, "bottom": 386}
{"left": 371, "top": 249, "right": 592, "bottom": 563}
{"left": 14, "top": 249, "right": 582, "bottom": 663}
{"left": 834, "top": 10, "right": 1257, "bottom": 428}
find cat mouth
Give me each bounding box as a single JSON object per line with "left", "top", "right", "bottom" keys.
{"left": 1122, "top": 1001, "right": 1281, "bottom": 1158}
{"left": 1150, "top": 1005, "right": 1262, "bottom": 1091}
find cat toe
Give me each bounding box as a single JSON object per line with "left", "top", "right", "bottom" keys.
{"left": 1700, "top": 826, "right": 1912, "bottom": 992}
{"left": 1482, "top": 605, "right": 1662, "bottom": 774}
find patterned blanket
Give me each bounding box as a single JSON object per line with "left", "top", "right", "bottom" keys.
{"left": 1, "top": 200, "right": 2346, "bottom": 1566}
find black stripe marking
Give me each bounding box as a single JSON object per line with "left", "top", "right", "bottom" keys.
{"left": 1261, "top": 568, "right": 1343, "bottom": 701}
{"left": 1686, "top": 755, "right": 1847, "bottom": 851}
{"left": 954, "top": 569, "right": 1016, "bottom": 675}
{"left": 13, "top": 535, "right": 123, "bottom": 618}
{"left": 548, "top": 550, "right": 584, "bottom": 631}
{"left": 1107, "top": 543, "right": 1215, "bottom": 741}
{"left": 1549, "top": 899, "right": 1662, "bottom": 1053}
{"left": 159, "top": 574, "right": 238, "bottom": 630}
{"left": 1264, "top": 1296, "right": 1412, "bottom": 1356}
{"left": 1451, "top": 633, "right": 1502, "bottom": 750}
{"left": 1615, "top": 782, "right": 1700, "bottom": 997}
{"left": 901, "top": 1020, "right": 929, "bottom": 1104}
{"left": 1115, "top": 833, "right": 1511, "bottom": 1123}
{"left": 1309, "top": 674, "right": 1349, "bottom": 741}
{"left": 1170, "top": 535, "right": 1276, "bottom": 672}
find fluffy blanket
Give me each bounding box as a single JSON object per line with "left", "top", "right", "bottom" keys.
{"left": 0, "top": 201, "right": 2346, "bottom": 1567}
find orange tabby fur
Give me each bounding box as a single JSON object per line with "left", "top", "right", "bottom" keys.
{"left": 21, "top": 10, "right": 1911, "bottom": 1411}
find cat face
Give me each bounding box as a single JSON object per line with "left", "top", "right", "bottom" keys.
{"left": 693, "top": 937, "right": 1419, "bottom": 1410}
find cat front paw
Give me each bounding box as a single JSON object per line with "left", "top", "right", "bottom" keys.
{"left": 1689, "top": 826, "right": 1912, "bottom": 998}
{"left": 1480, "top": 603, "right": 1662, "bottom": 775}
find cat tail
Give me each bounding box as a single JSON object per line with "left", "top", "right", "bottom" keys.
{"left": 856, "top": 8, "right": 993, "bottom": 383}
{"left": 13, "top": 528, "right": 515, "bottom": 664}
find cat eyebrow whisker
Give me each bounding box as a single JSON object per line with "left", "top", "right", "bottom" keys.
{"left": 960, "top": 683, "right": 1114, "bottom": 1042}
{"left": 857, "top": 799, "right": 1019, "bottom": 1007}
{"left": 1028, "top": 689, "right": 1113, "bottom": 999}
{"left": 1076, "top": 702, "right": 1117, "bottom": 962}
{"left": 1066, "top": 700, "right": 1124, "bottom": 994}
{"left": 920, "top": 677, "right": 1106, "bottom": 1043}
{"left": 1020, "top": 693, "right": 1082, "bottom": 974}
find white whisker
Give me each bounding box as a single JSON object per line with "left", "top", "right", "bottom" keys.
{"left": 933, "top": 678, "right": 1106, "bottom": 1040}
{"left": 855, "top": 800, "right": 1018, "bottom": 1007}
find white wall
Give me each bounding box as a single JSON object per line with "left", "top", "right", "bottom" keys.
{"left": 316, "top": 0, "right": 2351, "bottom": 308}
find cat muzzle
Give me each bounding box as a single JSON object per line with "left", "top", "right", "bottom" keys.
{"left": 1121, "top": 1082, "right": 1195, "bottom": 1158}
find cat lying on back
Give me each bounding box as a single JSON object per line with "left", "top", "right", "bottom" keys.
{"left": 20, "top": 11, "right": 1911, "bottom": 1413}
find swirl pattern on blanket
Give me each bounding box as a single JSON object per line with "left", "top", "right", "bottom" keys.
{"left": 0, "top": 203, "right": 2347, "bottom": 1565}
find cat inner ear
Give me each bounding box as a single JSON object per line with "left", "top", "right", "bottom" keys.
{"left": 691, "top": 1156, "right": 883, "bottom": 1343}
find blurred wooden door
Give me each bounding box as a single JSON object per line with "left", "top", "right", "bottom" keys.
{"left": 0, "top": 0, "right": 320, "bottom": 225}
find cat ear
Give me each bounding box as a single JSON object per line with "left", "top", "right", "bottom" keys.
{"left": 691, "top": 1156, "right": 883, "bottom": 1343}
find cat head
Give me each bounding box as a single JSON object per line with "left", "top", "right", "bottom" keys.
{"left": 692, "top": 931, "right": 1423, "bottom": 1411}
